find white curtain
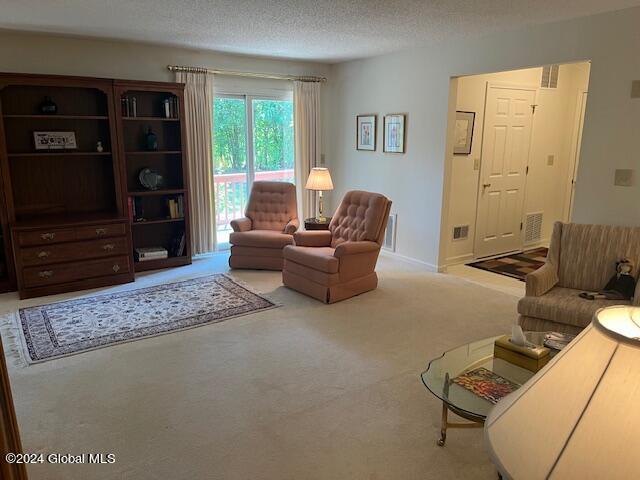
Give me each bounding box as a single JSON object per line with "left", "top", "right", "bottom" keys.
{"left": 293, "top": 81, "right": 322, "bottom": 220}
{"left": 176, "top": 71, "right": 216, "bottom": 254}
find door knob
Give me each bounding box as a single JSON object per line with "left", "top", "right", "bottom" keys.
{"left": 483, "top": 183, "right": 491, "bottom": 188}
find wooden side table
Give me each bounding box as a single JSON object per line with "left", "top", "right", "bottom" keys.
{"left": 304, "top": 217, "right": 332, "bottom": 230}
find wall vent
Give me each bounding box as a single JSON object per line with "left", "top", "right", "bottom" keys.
{"left": 541, "top": 65, "right": 560, "bottom": 88}
{"left": 524, "top": 212, "right": 543, "bottom": 244}
{"left": 452, "top": 225, "right": 469, "bottom": 241}
{"left": 383, "top": 213, "right": 397, "bottom": 251}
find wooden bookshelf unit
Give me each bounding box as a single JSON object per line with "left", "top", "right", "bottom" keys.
{"left": 0, "top": 73, "right": 191, "bottom": 298}
{"left": 114, "top": 80, "right": 191, "bottom": 272}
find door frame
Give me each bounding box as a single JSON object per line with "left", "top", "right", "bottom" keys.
{"left": 563, "top": 90, "right": 588, "bottom": 222}
{"left": 473, "top": 81, "right": 538, "bottom": 259}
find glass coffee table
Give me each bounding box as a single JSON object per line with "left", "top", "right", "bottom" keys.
{"left": 421, "top": 332, "right": 559, "bottom": 446}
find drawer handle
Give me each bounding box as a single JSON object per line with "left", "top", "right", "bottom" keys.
{"left": 102, "top": 243, "right": 115, "bottom": 251}
{"left": 95, "top": 228, "right": 107, "bottom": 236}
{"left": 112, "top": 264, "right": 120, "bottom": 273}
{"left": 38, "top": 270, "right": 54, "bottom": 278}
{"left": 40, "top": 232, "right": 56, "bottom": 240}
{"left": 37, "top": 250, "right": 51, "bottom": 259}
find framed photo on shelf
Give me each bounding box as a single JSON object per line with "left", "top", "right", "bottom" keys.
{"left": 356, "top": 114, "right": 377, "bottom": 151}
{"left": 33, "top": 131, "right": 78, "bottom": 150}
{"left": 454, "top": 111, "right": 475, "bottom": 155}
{"left": 383, "top": 114, "right": 406, "bottom": 153}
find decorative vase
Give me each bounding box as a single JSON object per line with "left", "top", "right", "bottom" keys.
{"left": 145, "top": 127, "right": 158, "bottom": 151}
{"left": 39, "top": 96, "right": 57, "bottom": 115}
{"left": 96, "top": 141, "right": 104, "bottom": 153}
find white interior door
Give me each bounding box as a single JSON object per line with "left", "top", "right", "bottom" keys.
{"left": 474, "top": 84, "right": 536, "bottom": 258}
{"left": 564, "top": 91, "right": 588, "bottom": 221}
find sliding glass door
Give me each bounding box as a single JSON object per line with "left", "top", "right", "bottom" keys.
{"left": 213, "top": 94, "right": 294, "bottom": 248}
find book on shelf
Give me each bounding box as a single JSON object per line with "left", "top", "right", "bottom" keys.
{"left": 121, "top": 96, "right": 137, "bottom": 117}
{"left": 170, "top": 232, "right": 186, "bottom": 257}
{"left": 166, "top": 196, "right": 184, "bottom": 219}
{"left": 135, "top": 247, "right": 168, "bottom": 262}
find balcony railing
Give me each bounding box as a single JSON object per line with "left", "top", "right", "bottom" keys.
{"left": 214, "top": 169, "right": 294, "bottom": 234}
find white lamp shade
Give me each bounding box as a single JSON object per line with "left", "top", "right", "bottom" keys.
{"left": 485, "top": 306, "right": 640, "bottom": 479}
{"left": 305, "top": 167, "right": 333, "bottom": 191}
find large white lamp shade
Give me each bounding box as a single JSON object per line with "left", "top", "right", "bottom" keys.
{"left": 485, "top": 306, "right": 640, "bottom": 479}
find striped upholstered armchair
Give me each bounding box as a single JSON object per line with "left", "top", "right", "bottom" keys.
{"left": 518, "top": 222, "right": 640, "bottom": 335}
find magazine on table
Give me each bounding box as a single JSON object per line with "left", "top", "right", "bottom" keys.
{"left": 453, "top": 367, "right": 520, "bottom": 404}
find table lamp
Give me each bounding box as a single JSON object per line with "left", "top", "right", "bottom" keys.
{"left": 485, "top": 306, "right": 640, "bottom": 479}
{"left": 305, "top": 167, "right": 333, "bottom": 222}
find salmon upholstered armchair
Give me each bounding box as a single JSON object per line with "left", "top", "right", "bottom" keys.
{"left": 229, "top": 181, "right": 299, "bottom": 270}
{"left": 282, "top": 190, "right": 392, "bottom": 303}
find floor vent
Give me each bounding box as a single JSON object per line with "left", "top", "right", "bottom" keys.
{"left": 524, "top": 212, "right": 543, "bottom": 243}
{"left": 383, "top": 213, "right": 397, "bottom": 251}
{"left": 541, "top": 65, "right": 560, "bottom": 88}
{"left": 453, "top": 225, "right": 469, "bottom": 241}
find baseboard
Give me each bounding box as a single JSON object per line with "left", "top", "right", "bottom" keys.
{"left": 522, "top": 238, "right": 550, "bottom": 250}
{"left": 380, "top": 250, "right": 440, "bottom": 272}
{"left": 445, "top": 253, "right": 474, "bottom": 267}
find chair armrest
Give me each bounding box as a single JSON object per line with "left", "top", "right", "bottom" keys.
{"left": 293, "top": 230, "right": 332, "bottom": 247}
{"left": 634, "top": 281, "right": 640, "bottom": 306}
{"left": 334, "top": 241, "right": 379, "bottom": 258}
{"left": 525, "top": 262, "right": 559, "bottom": 297}
{"left": 230, "top": 217, "right": 252, "bottom": 232}
{"left": 284, "top": 218, "right": 300, "bottom": 235}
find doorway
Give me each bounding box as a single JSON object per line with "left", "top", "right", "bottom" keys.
{"left": 444, "top": 61, "right": 591, "bottom": 265}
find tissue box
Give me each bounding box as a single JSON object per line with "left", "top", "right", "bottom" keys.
{"left": 494, "top": 335, "right": 551, "bottom": 372}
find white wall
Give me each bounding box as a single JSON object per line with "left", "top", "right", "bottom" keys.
{"left": 445, "top": 63, "right": 590, "bottom": 264}
{"left": 328, "top": 7, "right": 640, "bottom": 270}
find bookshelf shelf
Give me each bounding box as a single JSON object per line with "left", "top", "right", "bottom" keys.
{"left": 128, "top": 189, "right": 185, "bottom": 197}
{"left": 123, "top": 116, "right": 179, "bottom": 122}
{"left": 8, "top": 151, "right": 112, "bottom": 158}
{"left": 4, "top": 114, "right": 109, "bottom": 120}
{"left": 125, "top": 150, "right": 181, "bottom": 155}
{"left": 134, "top": 255, "right": 189, "bottom": 272}
{"left": 132, "top": 218, "right": 184, "bottom": 226}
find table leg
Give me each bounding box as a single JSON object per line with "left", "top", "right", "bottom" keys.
{"left": 438, "top": 400, "right": 448, "bottom": 446}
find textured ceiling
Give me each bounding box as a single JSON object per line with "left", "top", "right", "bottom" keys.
{"left": 1, "top": 0, "right": 639, "bottom": 62}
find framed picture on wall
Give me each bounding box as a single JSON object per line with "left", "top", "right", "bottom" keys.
{"left": 356, "top": 114, "right": 377, "bottom": 151}
{"left": 383, "top": 114, "right": 406, "bottom": 153}
{"left": 454, "top": 111, "right": 475, "bottom": 155}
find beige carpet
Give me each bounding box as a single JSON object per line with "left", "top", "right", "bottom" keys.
{"left": 0, "top": 253, "right": 518, "bottom": 480}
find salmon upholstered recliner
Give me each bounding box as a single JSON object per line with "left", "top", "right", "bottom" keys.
{"left": 229, "top": 181, "right": 299, "bottom": 270}
{"left": 282, "top": 190, "right": 392, "bottom": 303}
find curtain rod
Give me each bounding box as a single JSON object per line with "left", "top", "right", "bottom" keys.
{"left": 167, "top": 65, "right": 325, "bottom": 82}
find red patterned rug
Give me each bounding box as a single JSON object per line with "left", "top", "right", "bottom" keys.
{"left": 467, "top": 247, "right": 548, "bottom": 282}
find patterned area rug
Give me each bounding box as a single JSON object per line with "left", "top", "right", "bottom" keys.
{"left": 15, "top": 274, "right": 278, "bottom": 364}
{"left": 467, "top": 247, "right": 548, "bottom": 282}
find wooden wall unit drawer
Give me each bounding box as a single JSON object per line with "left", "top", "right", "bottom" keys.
{"left": 16, "top": 222, "right": 127, "bottom": 247}
{"left": 22, "top": 256, "right": 131, "bottom": 288}
{"left": 17, "top": 228, "right": 77, "bottom": 247}
{"left": 20, "top": 237, "right": 129, "bottom": 267}
{"left": 76, "top": 223, "right": 127, "bottom": 241}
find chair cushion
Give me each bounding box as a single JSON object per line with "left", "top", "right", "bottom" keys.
{"left": 329, "top": 190, "right": 390, "bottom": 247}
{"left": 245, "top": 181, "right": 297, "bottom": 231}
{"left": 229, "top": 230, "right": 293, "bottom": 249}
{"left": 283, "top": 245, "right": 338, "bottom": 273}
{"left": 518, "top": 286, "right": 630, "bottom": 329}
